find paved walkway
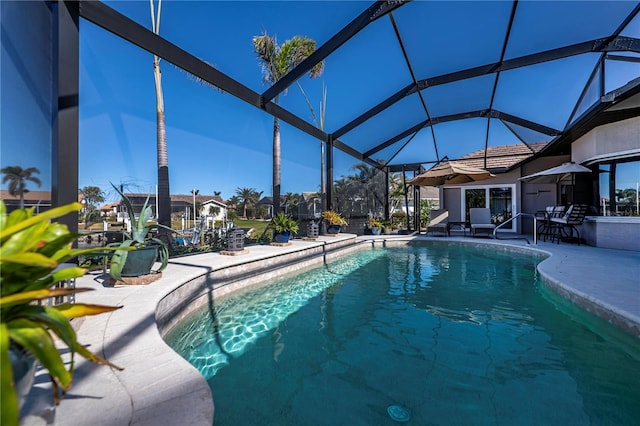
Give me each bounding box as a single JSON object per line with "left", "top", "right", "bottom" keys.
{"left": 20, "top": 235, "right": 640, "bottom": 425}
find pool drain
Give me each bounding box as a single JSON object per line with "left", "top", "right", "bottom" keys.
{"left": 387, "top": 405, "right": 410, "bottom": 422}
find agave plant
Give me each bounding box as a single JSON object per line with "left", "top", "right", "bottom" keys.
{"left": 0, "top": 201, "right": 123, "bottom": 426}
{"left": 270, "top": 212, "right": 299, "bottom": 234}
{"left": 108, "top": 183, "right": 170, "bottom": 281}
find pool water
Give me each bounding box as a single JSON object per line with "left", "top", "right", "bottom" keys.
{"left": 165, "top": 244, "right": 640, "bottom": 425}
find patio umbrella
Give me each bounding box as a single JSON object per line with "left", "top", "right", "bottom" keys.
{"left": 519, "top": 162, "right": 591, "bottom": 184}
{"left": 407, "top": 161, "right": 495, "bottom": 186}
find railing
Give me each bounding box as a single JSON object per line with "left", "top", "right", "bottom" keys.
{"left": 41, "top": 263, "right": 77, "bottom": 306}
{"left": 493, "top": 212, "right": 537, "bottom": 245}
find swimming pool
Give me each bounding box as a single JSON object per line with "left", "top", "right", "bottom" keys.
{"left": 165, "top": 244, "right": 640, "bottom": 425}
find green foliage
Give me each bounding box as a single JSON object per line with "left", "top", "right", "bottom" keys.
{"left": 391, "top": 211, "right": 407, "bottom": 228}
{"left": 234, "top": 187, "right": 262, "bottom": 218}
{"left": 270, "top": 212, "right": 299, "bottom": 234}
{"left": 380, "top": 219, "right": 394, "bottom": 231}
{"left": 419, "top": 200, "right": 432, "bottom": 228}
{"left": 109, "top": 184, "right": 169, "bottom": 281}
{"left": 0, "top": 201, "right": 122, "bottom": 426}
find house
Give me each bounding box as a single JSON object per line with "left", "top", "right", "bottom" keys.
{"left": 434, "top": 103, "right": 639, "bottom": 251}
{"left": 297, "top": 192, "right": 322, "bottom": 219}
{"left": 109, "top": 193, "right": 227, "bottom": 222}
{"left": 0, "top": 190, "right": 52, "bottom": 213}
{"left": 435, "top": 142, "right": 554, "bottom": 234}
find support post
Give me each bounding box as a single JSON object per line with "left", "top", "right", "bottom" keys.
{"left": 53, "top": 1, "right": 80, "bottom": 235}
{"left": 326, "top": 135, "right": 334, "bottom": 211}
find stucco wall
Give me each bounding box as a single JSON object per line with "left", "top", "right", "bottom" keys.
{"left": 572, "top": 117, "right": 640, "bottom": 163}
{"left": 582, "top": 217, "right": 640, "bottom": 251}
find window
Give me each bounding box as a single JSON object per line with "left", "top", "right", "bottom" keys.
{"left": 596, "top": 158, "right": 639, "bottom": 216}
{"left": 463, "top": 185, "right": 515, "bottom": 229}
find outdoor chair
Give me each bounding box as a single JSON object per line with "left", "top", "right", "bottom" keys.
{"left": 549, "top": 204, "right": 588, "bottom": 245}
{"left": 426, "top": 209, "right": 449, "bottom": 236}
{"left": 470, "top": 208, "right": 496, "bottom": 238}
{"left": 535, "top": 205, "right": 566, "bottom": 242}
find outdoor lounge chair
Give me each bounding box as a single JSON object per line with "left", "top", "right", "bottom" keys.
{"left": 470, "top": 208, "right": 496, "bottom": 238}
{"left": 549, "top": 204, "right": 588, "bottom": 245}
{"left": 426, "top": 209, "right": 448, "bottom": 236}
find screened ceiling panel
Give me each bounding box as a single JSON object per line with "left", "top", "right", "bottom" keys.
{"left": 502, "top": 121, "right": 555, "bottom": 145}
{"left": 384, "top": 131, "right": 438, "bottom": 167}
{"left": 372, "top": 135, "right": 414, "bottom": 164}
{"left": 105, "top": 1, "right": 362, "bottom": 95}
{"left": 504, "top": 1, "right": 638, "bottom": 60}
{"left": 486, "top": 119, "right": 528, "bottom": 148}
{"left": 621, "top": 12, "right": 640, "bottom": 37}
{"left": 493, "top": 54, "right": 601, "bottom": 131}
{"left": 317, "top": 15, "right": 412, "bottom": 134}
{"left": 431, "top": 118, "right": 491, "bottom": 161}
{"left": 422, "top": 74, "right": 495, "bottom": 118}
{"left": 83, "top": 0, "right": 639, "bottom": 175}
{"left": 339, "top": 93, "right": 425, "bottom": 153}
{"left": 393, "top": 1, "right": 510, "bottom": 78}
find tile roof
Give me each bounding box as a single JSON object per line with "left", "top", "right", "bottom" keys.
{"left": 454, "top": 142, "right": 548, "bottom": 171}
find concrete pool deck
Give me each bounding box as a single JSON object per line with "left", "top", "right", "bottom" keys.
{"left": 20, "top": 234, "right": 640, "bottom": 425}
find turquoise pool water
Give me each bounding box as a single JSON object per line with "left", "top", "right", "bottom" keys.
{"left": 165, "top": 244, "right": 640, "bottom": 425}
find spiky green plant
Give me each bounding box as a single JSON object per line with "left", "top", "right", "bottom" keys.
{"left": 270, "top": 212, "right": 299, "bottom": 234}
{"left": 0, "top": 201, "right": 123, "bottom": 426}
{"left": 108, "top": 183, "right": 170, "bottom": 281}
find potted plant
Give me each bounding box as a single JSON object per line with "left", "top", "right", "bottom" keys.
{"left": 109, "top": 184, "right": 169, "bottom": 282}
{"left": 380, "top": 219, "right": 394, "bottom": 235}
{"left": 321, "top": 210, "right": 347, "bottom": 234}
{"left": 368, "top": 217, "right": 383, "bottom": 235}
{"left": 0, "top": 201, "right": 122, "bottom": 426}
{"left": 269, "top": 212, "right": 299, "bottom": 244}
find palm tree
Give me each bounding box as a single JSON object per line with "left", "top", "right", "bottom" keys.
{"left": 150, "top": 0, "right": 172, "bottom": 235}
{"left": 282, "top": 192, "right": 301, "bottom": 215}
{"left": 1, "top": 165, "right": 41, "bottom": 209}
{"left": 352, "top": 162, "right": 385, "bottom": 215}
{"left": 298, "top": 82, "right": 327, "bottom": 211}
{"left": 235, "top": 187, "right": 260, "bottom": 218}
{"left": 253, "top": 31, "right": 324, "bottom": 215}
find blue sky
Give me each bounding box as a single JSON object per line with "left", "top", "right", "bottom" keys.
{"left": 79, "top": 1, "right": 371, "bottom": 202}
{"left": 1, "top": 1, "right": 637, "bottom": 203}
{"left": 74, "top": 1, "right": 639, "bottom": 203}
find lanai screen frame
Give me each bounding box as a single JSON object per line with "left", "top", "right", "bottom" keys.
{"left": 55, "top": 0, "right": 640, "bottom": 217}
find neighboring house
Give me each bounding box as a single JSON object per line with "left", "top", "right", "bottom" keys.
{"left": 256, "top": 196, "right": 274, "bottom": 219}
{"left": 200, "top": 198, "right": 227, "bottom": 222}
{"left": 100, "top": 202, "right": 120, "bottom": 217}
{"left": 1, "top": 190, "right": 53, "bottom": 213}
{"left": 419, "top": 186, "right": 440, "bottom": 210}
{"left": 111, "top": 193, "right": 226, "bottom": 221}
{"left": 297, "top": 192, "right": 322, "bottom": 219}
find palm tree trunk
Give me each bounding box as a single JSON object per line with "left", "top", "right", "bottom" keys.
{"left": 154, "top": 56, "right": 171, "bottom": 232}
{"left": 273, "top": 115, "right": 281, "bottom": 215}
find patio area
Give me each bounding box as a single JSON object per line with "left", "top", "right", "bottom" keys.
{"left": 20, "top": 235, "right": 640, "bottom": 426}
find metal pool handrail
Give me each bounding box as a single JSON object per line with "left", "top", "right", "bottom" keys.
{"left": 493, "top": 212, "right": 537, "bottom": 245}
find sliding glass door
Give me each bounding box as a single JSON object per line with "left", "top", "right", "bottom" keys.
{"left": 464, "top": 185, "right": 515, "bottom": 230}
